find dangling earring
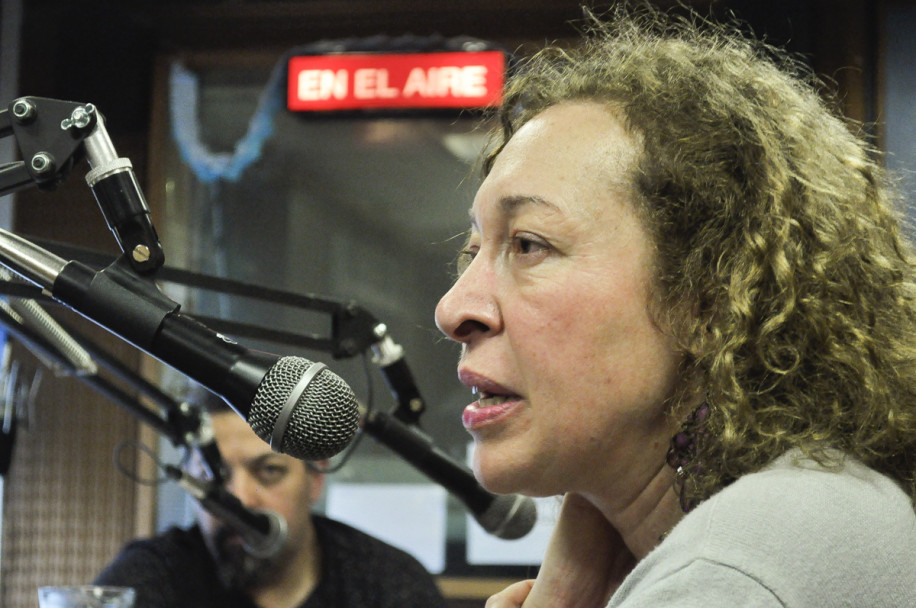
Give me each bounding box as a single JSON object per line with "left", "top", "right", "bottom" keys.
{"left": 666, "top": 402, "right": 710, "bottom": 512}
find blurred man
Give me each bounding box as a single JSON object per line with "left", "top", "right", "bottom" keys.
{"left": 96, "top": 386, "right": 448, "bottom": 608}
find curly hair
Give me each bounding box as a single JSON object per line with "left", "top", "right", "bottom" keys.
{"left": 483, "top": 5, "right": 916, "bottom": 509}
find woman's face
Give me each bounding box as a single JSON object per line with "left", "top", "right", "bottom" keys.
{"left": 435, "top": 102, "right": 683, "bottom": 506}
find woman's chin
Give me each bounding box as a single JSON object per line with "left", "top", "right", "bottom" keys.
{"left": 473, "top": 449, "right": 550, "bottom": 496}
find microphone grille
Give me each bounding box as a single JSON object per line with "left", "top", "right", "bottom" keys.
{"left": 478, "top": 494, "right": 538, "bottom": 540}
{"left": 249, "top": 356, "right": 359, "bottom": 460}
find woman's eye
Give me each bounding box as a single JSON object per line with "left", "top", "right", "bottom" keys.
{"left": 456, "top": 246, "right": 478, "bottom": 274}
{"left": 511, "top": 233, "right": 549, "bottom": 256}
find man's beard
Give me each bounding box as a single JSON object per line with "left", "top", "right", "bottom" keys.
{"left": 206, "top": 524, "right": 284, "bottom": 591}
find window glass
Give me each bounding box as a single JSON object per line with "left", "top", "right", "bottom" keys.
{"left": 154, "top": 56, "right": 547, "bottom": 577}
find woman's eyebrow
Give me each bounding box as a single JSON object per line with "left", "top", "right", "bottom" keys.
{"left": 500, "top": 194, "right": 560, "bottom": 216}
{"left": 468, "top": 194, "right": 561, "bottom": 227}
{"left": 466, "top": 194, "right": 563, "bottom": 236}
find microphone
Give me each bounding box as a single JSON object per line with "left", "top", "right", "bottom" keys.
{"left": 365, "top": 326, "right": 535, "bottom": 538}
{"left": 362, "top": 408, "right": 537, "bottom": 540}
{"left": 0, "top": 229, "right": 360, "bottom": 461}
{"left": 166, "top": 465, "right": 287, "bottom": 558}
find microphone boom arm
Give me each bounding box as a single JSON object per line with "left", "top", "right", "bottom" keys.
{"left": 0, "top": 96, "right": 529, "bottom": 534}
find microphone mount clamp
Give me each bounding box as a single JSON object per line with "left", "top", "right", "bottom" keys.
{"left": 0, "top": 96, "right": 165, "bottom": 274}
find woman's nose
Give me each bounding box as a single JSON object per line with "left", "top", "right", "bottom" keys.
{"left": 435, "top": 258, "right": 500, "bottom": 343}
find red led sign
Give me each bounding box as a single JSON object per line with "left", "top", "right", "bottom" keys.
{"left": 287, "top": 51, "right": 505, "bottom": 111}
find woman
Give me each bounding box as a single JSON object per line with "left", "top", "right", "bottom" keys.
{"left": 435, "top": 7, "right": 916, "bottom": 607}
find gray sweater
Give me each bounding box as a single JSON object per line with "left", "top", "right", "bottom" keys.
{"left": 609, "top": 451, "right": 916, "bottom": 607}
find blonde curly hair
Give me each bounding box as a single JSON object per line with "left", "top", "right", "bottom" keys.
{"left": 483, "top": 5, "right": 916, "bottom": 508}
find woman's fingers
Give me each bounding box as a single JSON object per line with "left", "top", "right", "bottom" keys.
{"left": 485, "top": 579, "right": 536, "bottom": 608}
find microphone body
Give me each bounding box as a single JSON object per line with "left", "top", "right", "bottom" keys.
{"left": 362, "top": 408, "right": 537, "bottom": 539}
{"left": 169, "top": 466, "right": 287, "bottom": 558}
{"left": 0, "top": 229, "right": 359, "bottom": 460}
{"left": 366, "top": 333, "right": 535, "bottom": 538}
{"left": 58, "top": 262, "right": 358, "bottom": 460}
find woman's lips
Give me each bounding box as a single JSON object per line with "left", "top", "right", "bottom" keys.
{"left": 462, "top": 394, "right": 522, "bottom": 430}
{"left": 457, "top": 370, "right": 523, "bottom": 431}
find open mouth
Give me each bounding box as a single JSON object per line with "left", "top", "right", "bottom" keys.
{"left": 473, "top": 388, "right": 517, "bottom": 407}
{"left": 463, "top": 387, "right": 523, "bottom": 430}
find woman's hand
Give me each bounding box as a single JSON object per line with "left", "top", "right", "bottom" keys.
{"left": 486, "top": 580, "right": 535, "bottom": 608}
{"left": 487, "top": 493, "right": 636, "bottom": 608}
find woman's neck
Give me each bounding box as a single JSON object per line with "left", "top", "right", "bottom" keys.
{"left": 591, "top": 461, "right": 684, "bottom": 560}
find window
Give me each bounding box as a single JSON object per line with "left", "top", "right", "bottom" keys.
{"left": 151, "top": 52, "right": 551, "bottom": 580}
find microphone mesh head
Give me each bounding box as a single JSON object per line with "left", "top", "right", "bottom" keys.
{"left": 479, "top": 494, "right": 538, "bottom": 540}
{"left": 248, "top": 356, "right": 359, "bottom": 460}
